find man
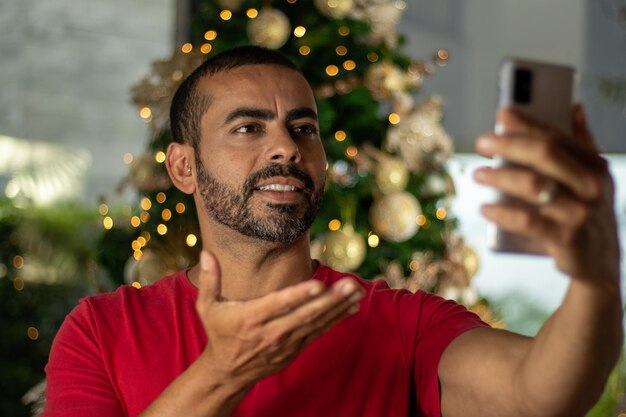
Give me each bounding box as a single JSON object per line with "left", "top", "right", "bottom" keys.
{"left": 43, "top": 46, "right": 623, "bottom": 417}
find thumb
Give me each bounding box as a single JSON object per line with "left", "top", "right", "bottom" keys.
{"left": 198, "top": 250, "right": 222, "bottom": 305}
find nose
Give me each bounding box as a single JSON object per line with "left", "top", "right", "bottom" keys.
{"left": 265, "top": 127, "right": 301, "bottom": 164}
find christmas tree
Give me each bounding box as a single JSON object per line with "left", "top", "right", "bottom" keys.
{"left": 99, "top": 0, "right": 495, "bottom": 321}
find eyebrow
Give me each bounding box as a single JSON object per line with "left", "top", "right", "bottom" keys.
{"left": 223, "top": 106, "right": 318, "bottom": 125}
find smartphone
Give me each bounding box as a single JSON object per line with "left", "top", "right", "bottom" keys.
{"left": 487, "top": 58, "right": 575, "bottom": 255}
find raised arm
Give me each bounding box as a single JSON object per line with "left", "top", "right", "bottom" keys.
{"left": 138, "top": 251, "right": 364, "bottom": 417}
{"left": 438, "top": 105, "right": 623, "bottom": 417}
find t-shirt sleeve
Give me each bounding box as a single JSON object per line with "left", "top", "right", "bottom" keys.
{"left": 41, "top": 299, "right": 125, "bottom": 417}
{"left": 407, "top": 292, "right": 489, "bottom": 417}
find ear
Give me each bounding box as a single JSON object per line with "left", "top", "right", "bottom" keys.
{"left": 165, "top": 142, "right": 196, "bottom": 194}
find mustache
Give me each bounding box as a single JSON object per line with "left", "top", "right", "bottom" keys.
{"left": 243, "top": 164, "right": 315, "bottom": 197}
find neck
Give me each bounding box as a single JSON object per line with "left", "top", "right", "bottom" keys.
{"left": 188, "top": 222, "right": 316, "bottom": 300}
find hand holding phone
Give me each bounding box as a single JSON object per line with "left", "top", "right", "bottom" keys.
{"left": 487, "top": 58, "right": 575, "bottom": 254}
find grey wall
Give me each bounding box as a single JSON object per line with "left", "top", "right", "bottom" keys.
{"left": 0, "top": 0, "right": 174, "bottom": 203}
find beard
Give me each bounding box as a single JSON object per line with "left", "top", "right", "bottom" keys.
{"left": 195, "top": 155, "right": 324, "bottom": 243}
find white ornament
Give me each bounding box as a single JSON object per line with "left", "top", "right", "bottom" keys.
{"left": 370, "top": 191, "right": 421, "bottom": 242}
{"left": 315, "top": 0, "right": 355, "bottom": 18}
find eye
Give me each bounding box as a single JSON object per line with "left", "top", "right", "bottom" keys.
{"left": 291, "top": 124, "right": 319, "bottom": 136}
{"left": 233, "top": 123, "right": 263, "bottom": 134}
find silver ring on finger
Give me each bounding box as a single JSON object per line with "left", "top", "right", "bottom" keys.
{"left": 537, "top": 179, "right": 559, "bottom": 206}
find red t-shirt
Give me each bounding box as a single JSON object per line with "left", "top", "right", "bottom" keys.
{"left": 43, "top": 263, "right": 487, "bottom": 417}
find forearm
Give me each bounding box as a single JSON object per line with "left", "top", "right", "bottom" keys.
{"left": 138, "top": 352, "right": 251, "bottom": 417}
{"left": 516, "top": 278, "right": 624, "bottom": 416}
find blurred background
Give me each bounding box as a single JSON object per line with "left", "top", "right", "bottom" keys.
{"left": 0, "top": 0, "right": 625, "bottom": 415}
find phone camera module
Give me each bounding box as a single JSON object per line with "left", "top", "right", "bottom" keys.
{"left": 513, "top": 68, "right": 533, "bottom": 105}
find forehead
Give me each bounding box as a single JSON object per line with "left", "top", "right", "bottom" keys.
{"left": 197, "top": 64, "right": 317, "bottom": 115}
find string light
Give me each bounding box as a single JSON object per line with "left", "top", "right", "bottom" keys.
{"left": 338, "top": 26, "right": 350, "bottom": 36}
{"left": 186, "top": 234, "right": 198, "bottom": 247}
{"left": 246, "top": 8, "right": 258, "bottom": 18}
{"left": 103, "top": 216, "right": 113, "bottom": 230}
{"left": 181, "top": 43, "right": 193, "bottom": 53}
{"left": 435, "top": 207, "right": 447, "bottom": 220}
{"left": 155, "top": 151, "right": 166, "bottom": 163}
{"left": 343, "top": 60, "right": 356, "bottom": 71}
{"left": 140, "top": 198, "right": 152, "bottom": 211}
{"left": 162, "top": 209, "right": 172, "bottom": 221}
{"left": 416, "top": 215, "right": 426, "bottom": 226}
{"left": 175, "top": 203, "right": 186, "bottom": 214}
{"left": 140, "top": 212, "right": 150, "bottom": 223}
{"left": 345, "top": 146, "right": 358, "bottom": 158}
{"left": 133, "top": 250, "right": 143, "bottom": 261}
{"left": 139, "top": 107, "right": 152, "bottom": 120}
{"left": 27, "top": 327, "right": 39, "bottom": 341}
{"left": 220, "top": 10, "right": 232, "bottom": 20}
{"left": 367, "top": 52, "right": 379, "bottom": 62}
{"left": 98, "top": 203, "right": 108, "bottom": 215}
{"left": 123, "top": 153, "right": 133, "bottom": 164}
{"left": 131, "top": 282, "right": 142, "bottom": 289}
{"left": 137, "top": 236, "right": 147, "bottom": 247}
{"left": 334, "top": 130, "right": 347, "bottom": 142}
{"left": 157, "top": 224, "right": 168, "bottom": 235}
{"left": 286, "top": 0, "right": 296, "bottom": 3}
{"left": 299, "top": 46, "right": 311, "bottom": 56}
{"left": 200, "top": 43, "right": 212, "bottom": 54}
{"left": 328, "top": 219, "right": 341, "bottom": 231}
{"left": 156, "top": 192, "right": 166, "bottom": 203}
{"left": 409, "top": 260, "right": 419, "bottom": 271}
{"left": 13, "top": 277, "right": 25, "bottom": 291}
{"left": 141, "top": 231, "right": 151, "bottom": 241}
{"left": 389, "top": 113, "right": 401, "bottom": 124}
{"left": 325, "top": 65, "right": 339, "bottom": 76}
{"left": 204, "top": 30, "right": 217, "bottom": 40}
{"left": 294, "top": 26, "right": 306, "bottom": 37}
{"left": 335, "top": 45, "right": 347, "bottom": 56}
{"left": 367, "top": 233, "right": 380, "bottom": 248}
{"left": 13, "top": 256, "right": 24, "bottom": 269}
{"left": 130, "top": 216, "right": 141, "bottom": 227}
{"left": 131, "top": 240, "right": 141, "bottom": 251}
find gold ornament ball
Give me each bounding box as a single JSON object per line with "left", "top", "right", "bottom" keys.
{"left": 314, "top": 0, "right": 354, "bottom": 18}
{"left": 374, "top": 155, "right": 409, "bottom": 194}
{"left": 370, "top": 191, "right": 421, "bottom": 242}
{"left": 462, "top": 244, "right": 480, "bottom": 279}
{"left": 320, "top": 227, "right": 366, "bottom": 272}
{"left": 247, "top": 8, "right": 291, "bottom": 49}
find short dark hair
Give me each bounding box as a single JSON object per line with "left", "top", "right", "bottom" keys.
{"left": 170, "top": 45, "right": 301, "bottom": 148}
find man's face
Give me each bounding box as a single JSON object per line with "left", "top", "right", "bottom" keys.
{"left": 194, "top": 64, "right": 327, "bottom": 243}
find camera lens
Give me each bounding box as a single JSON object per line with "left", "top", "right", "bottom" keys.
{"left": 513, "top": 68, "right": 533, "bottom": 104}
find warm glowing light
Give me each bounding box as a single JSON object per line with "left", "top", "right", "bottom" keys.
{"left": 186, "top": 234, "right": 198, "bottom": 247}
{"left": 328, "top": 219, "right": 342, "bottom": 231}
{"left": 338, "top": 26, "right": 350, "bottom": 36}
{"left": 345, "top": 146, "right": 358, "bottom": 158}
{"left": 388, "top": 113, "right": 401, "bottom": 124}
{"left": 299, "top": 46, "right": 311, "bottom": 56}
{"left": 367, "top": 234, "right": 380, "bottom": 247}
{"left": 131, "top": 281, "right": 142, "bottom": 289}
{"left": 286, "top": 0, "right": 296, "bottom": 3}
{"left": 162, "top": 209, "right": 172, "bottom": 221}
{"left": 343, "top": 60, "right": 356, "bottom": 71}
{"left": 139, "top": 107, "right": 152, "bottom": 119}
{"left": 156, "top": 192, "right": 166, "bottom": 203}
{"left": 204, "top": 30, "right": 217, "bottom": 40}
{"left": 220, "top": 10, "right": 232, "bottom": 20}
{"left": 367, "top": 52, "right": 379, "bottom": 62}
{"left": 140, "top": 212, "right": 150, "bottom": 223}
{"left": 437, "top": 49, "right": 449, "bottom": 60}
{"left": 335, "top": 45, "right": 347, "bottom": 56}
{"left": 12, "top": 255, "right": 24, "bottom": 269}
{"left": 137, "top": 236, "right": 147, "bottom": 247}
{"left": 130, "top": 216, "right": 141, "bottom": 227}
{"left": 172, "top": 70, "right": 183, "bottom": 81}
{"left": 181, "top": 43, "right": 193, "bottom": 53}
{"left": 334, "top": 130, "right": 347, "bottom": 142}
{"left": 247, "top": 8, "right": 259, "bottom": 18}
{"left": 133, "top": 250, "right": 143, "bottom": 261}
{"left": 157, "top": 224, "right": 168, "bottom": 235}
{"left": 27, "top": 327, "right": 39, "bottom": 340}
{"left": 200, "top": 43, "right": 212, "bottom": 54}
{"left": 123, "top": 153, "right": 134, "bottom": 164}
{"left": 294, "top": 26, "right": 306, "bottom": 37}
{"left": 409, "top": 260, "right": 419, "bottom": 271}
{"left": 325, "top": 65, "right": 339, "bottom": 76}
{"left": 436, "top": 207, "right": 447, "bottom": 220}
{"left": 416, "top": 215, "right": 426, "bottom": 226}
{"left": 140, "top": 198, "right": 152, "bottom": 211}
{"left": 155, "top": 151, "right": 166, "bottom": 163}
{"left": 13, "top": 277, "right": 25, "bottom": 291}
{"left": 141, "top": 231, "right": 151, "bottom": 241}
{"left": 98, "top": 203, "right": 108, "bottom": 215}
{"left": 175, "top": 203, "right": 186, "bottom": 213}
{"left": 132, "top": 240, "right": 141, "bottom": 251}
{"left": 103, "top": 216, "right": 113, "bottom": 230}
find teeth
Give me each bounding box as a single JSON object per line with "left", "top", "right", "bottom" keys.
{"left": 258, "top": 184, "right": 298, "bottom": 192}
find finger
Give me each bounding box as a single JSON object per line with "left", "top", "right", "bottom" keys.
{"left": 481, "top": 202, "right": 562, "bottom": 246}
{"left": 197, "top": 250, "right": 222, "bottom": 307}
{"left": 572, "top": 104, "right": 597, "bottom": 150}
{"left": 474, "top": 166, "right": 552, "bottom": 205}
{"left": 476, "top": 132, "right": 603, "bottom": 202}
